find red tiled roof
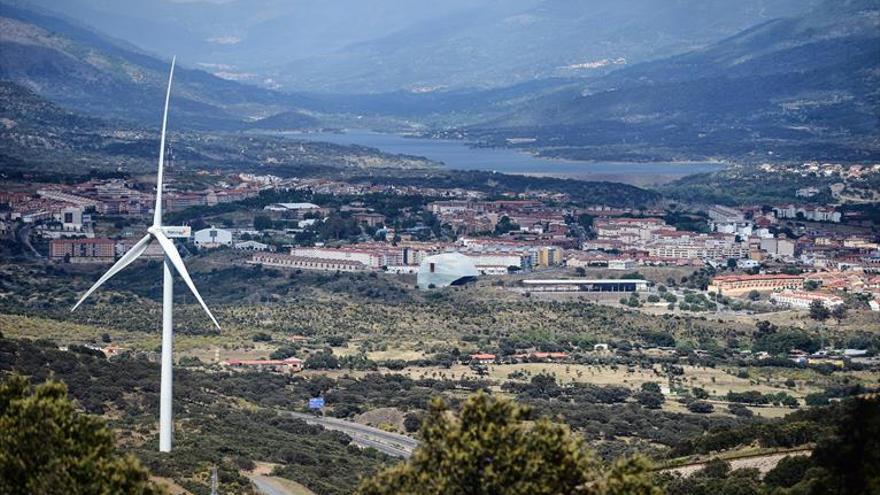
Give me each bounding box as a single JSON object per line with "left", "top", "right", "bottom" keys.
{"left": 470, "top": 353, "right": 496, "bottom": 360}
{"left": 52, "top": 238, "right": 115, "bottom": 245}
{"left": 711, "top": 274, "right": 802, "bottom": 283}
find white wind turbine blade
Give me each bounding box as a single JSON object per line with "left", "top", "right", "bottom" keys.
{"left": 152, "top": 56, "right": 176, "bottom": 228}
{"left": 149, "top": 227, "right": 221, "bottom": 329}
{"left": 71, "top": 234, "right": 152, "bottom": 312}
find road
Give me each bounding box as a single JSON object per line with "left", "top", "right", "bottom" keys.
{"left": 281, "top": 411, "right": 418, "bottom": 458}
{"left": 15, "top": 223, "right": 41, "bottom": 258}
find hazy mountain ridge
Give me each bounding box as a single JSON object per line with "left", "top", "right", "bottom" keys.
{"left": 11, "top": 0, "right": 822, "bottom": 93}
{"left": 600, "top": 0, "right": 880, "bottom": 85}
{"left": 1, "top": 0, "right": 876, "bottom": 164}
{"left": 468, "top": 0, "right": 880, "bottom": 163}
{"left": 271, "top": 0, "right": 821, "bottom": 93}
{"left": 14, "top": 0, "right": 498, "bottom": 77}
{"left": 0, "top": 1, "right": 310, "bottom": 129}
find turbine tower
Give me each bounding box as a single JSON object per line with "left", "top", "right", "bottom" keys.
{"left": 71, "top": 57, "right": 220, "bottom": 453}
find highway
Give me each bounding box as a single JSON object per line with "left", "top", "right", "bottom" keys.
{"left": 281, "top": 411, "right": 418, "bottom": 458}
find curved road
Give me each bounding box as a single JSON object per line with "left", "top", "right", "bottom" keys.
{"left": 16, "top": 224, "right": 41, "bottom": 258}
{"left": 281, "top": 411, "right": 418, "bottom": 458}
{"left": 280, "top": 410, "right": 811, "bottom": 471}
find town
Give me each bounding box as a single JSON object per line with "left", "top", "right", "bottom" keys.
{"left": 3, "top": 162, "right": 878, "bottom": 320}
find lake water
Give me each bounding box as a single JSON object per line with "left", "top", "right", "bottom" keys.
{"left": 289, "top": 130, "right": 725, "bottom": 185}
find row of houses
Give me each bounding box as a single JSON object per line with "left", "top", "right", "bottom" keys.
{"left": 48, "top": 227, "right": 273, "bottom": 263}
{"left": 770, "top": 289, "right": 845, "bottom": 310}
{"left": 707, "top": 274, "right": 804, "bottom": 296}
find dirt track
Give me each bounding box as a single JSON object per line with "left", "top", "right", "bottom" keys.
{"left": 664, "top": 450, "right": 812, "bottom": 477}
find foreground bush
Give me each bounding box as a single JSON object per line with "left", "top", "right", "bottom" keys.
{"left": 0, "top": 374, "right": 162, "bottom": 495}
{"left": 356, "top": 392, "right": 659, "bottom": 495}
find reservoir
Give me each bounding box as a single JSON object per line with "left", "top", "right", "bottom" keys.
{"left": 290, "top": 130, "right": 725, "bottom": 185}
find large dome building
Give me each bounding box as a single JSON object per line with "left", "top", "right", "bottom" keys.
{"left": 417, "top": 252, "right": 479, "bottom": 289}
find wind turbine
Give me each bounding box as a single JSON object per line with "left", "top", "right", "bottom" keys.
{"left": 71, "top": 57, "right": 220, "bottom": 453}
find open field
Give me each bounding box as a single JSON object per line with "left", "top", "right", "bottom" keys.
{"left": 0, "top": 313, "right": 256, "bottom": 354}
{"left": 390, "top": 361, "right": 825, "bottom": 417}
{"left": 6, "top": 311, "right": 853, "bottom": 423}
{"left": 396, "top": 361, "right": 829, "bottom": 396}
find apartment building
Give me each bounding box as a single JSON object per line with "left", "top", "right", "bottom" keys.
{"left": 708, "top": 274, "right": 804, "bottom": 296}
{"left": 50, "top": 238, "right": 115, "bottom": 263}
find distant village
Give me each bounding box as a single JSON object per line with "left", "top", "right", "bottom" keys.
{"left": 2, "top": 163, "right": 879, "bottom": 316}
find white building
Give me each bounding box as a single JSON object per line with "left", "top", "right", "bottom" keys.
{"left": 417, "top": 252, "right": 479, "bottom": 289}
{"left": 608, "top": 259, "right": 636, "bottom": 271}
{"left": 761, "top": 237, "right": 796, "bottom": 257}
{"left": 428, "top": 201, "right": 471, "bottom": 215}
{"left": 706, "top": 205, "right": 745, "bottom": 223}
{"left": 647, "top": 234, "right": 749, "bottom": 260}
{"left": 55, "top": 206, "right": 84, "bottom": 232}
{"left": 796, "top": 187, "right": 820, "bottom": 198}
{"left": 770, "top": 290, "right": 844, "bottom": 310}
{"left": 250, "top": 253, "right": 367, "bottom": 272}
{"left": 712, "top": 222, "right": 753, "bottom": 238}
{"left": 754, "top": 228, "right": 774, "bottom": 239}
{"left": 290, "top": 246, "right": 404, "bottom": 269}
{"left": 193, "top": 227, "right": 233, "bottom": 248}
{"left": 736, "top": 259, "right": 761, "bottom": 270}
{"left": 465, "top": 253, "right": 526, "bottom": 274}
{"left": 293, "top": 246, "right": 376, "bottom": 267}
{"left": 234, "top": 240, "right": 272, "bottom": 251}
{"left": 774, "top": 205, "right": 841, "bottom": 223}
{"left": 263, "top": 202, "right": 321, "bottom": 212}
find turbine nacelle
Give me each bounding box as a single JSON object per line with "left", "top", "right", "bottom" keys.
{"left": 72, "top": 226, "right": 220, "bottom": 330}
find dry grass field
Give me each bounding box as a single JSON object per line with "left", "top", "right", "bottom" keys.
{"left": 4, "top": 309, "right": 869, "bottom": 420}
{"left": 385, "top": 361, "right": 844, "bottom": 418}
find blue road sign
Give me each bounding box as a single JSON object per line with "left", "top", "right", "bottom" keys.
{"left": 308, "top": 397, "right": 325, "bottom": 409}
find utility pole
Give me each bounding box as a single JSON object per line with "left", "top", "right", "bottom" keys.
{"left": 210, "top": 464, "right": 218, "bottom": 495}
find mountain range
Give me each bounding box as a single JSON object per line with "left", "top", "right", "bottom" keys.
{"left": 0, "top": 1, "right": 317, "bottom": 129}
{"left": 0, "top": 0, "right": 876, "bottom": 164}
{"left": 12, "top": 0, "right": 821, "bottom": 93}
{"left": 464, "top": 0, "right": 880, "bottom": 163}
